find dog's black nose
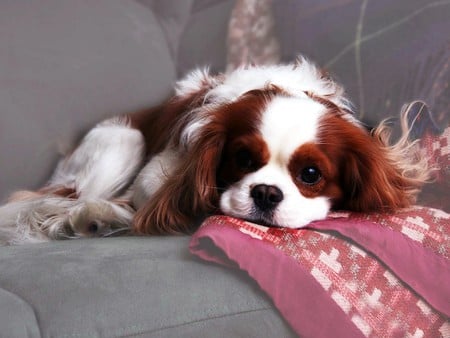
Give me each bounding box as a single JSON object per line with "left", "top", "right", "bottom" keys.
{"left": 250, "top": 184, "right": 284, "bottom": 211}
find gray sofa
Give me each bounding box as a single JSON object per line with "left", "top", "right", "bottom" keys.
{"left": 0, "top": 1, "right": 296, "bottom": 337}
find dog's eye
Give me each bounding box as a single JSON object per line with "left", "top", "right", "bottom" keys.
{"left": 299, "top": 166, "right": 322, "bottom": 185}
{"left": 235, "top": 148, "right": 254, "bottom": 170}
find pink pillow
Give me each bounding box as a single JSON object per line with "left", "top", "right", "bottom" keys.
{"left": 190, "top": 206, "right": 449, "bottom": 337}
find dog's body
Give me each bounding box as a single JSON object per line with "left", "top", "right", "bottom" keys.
{"left": 0, "top": 58, "right": 429, "bottom": 245}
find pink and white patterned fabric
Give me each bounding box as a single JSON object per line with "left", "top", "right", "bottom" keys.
{"left": 190, "top": 207, "right": 450, "bottom": 337}
{"left": 417, "top": 125, "right": 450, "bottom": 211}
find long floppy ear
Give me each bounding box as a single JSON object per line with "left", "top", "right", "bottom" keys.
{"left": 133, "top": 128, "right": 225, "bottom": 235}
{"left": 130, "top": 67, "right": 224, "bottom": 234}
{"left": 320, "top": 114, "right": 429, "bottom": 212}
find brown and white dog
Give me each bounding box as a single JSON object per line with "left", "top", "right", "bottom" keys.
{"left": 0, "top": 57, "right": 429, "bottom": 245}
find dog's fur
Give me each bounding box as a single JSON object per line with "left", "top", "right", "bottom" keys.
{"left": 0, "top": 57, "right": 429, "bottom": 245}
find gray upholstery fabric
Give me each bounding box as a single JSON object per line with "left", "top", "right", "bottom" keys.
{"left": 137, "top": 0, "right": 196, "bottom": 59}
{"left": 177, "top": 0, "right": 235, "bottom": 76}
{"left": 0, "top": 237, "right": 295, "bottom": 337}
{"left": 0, "top": 289, "right": 41, "bottom": 338}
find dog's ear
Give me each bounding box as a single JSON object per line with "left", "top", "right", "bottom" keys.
{"left": 338, "top": 141, "right": 412, "bottom": 212}
{"left": 320, "top": 115, "right": 428, "bottom": 212}
{"left": 133, "top": 127, "right": 225, "bottom": 235}
{"left": 132, "top": 68, "right": 224, "bottom": 234}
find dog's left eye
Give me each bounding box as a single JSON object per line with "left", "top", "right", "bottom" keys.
{"left": 298, "top": 166, "right": 322, "bottom": 185}
{"left": 235, "top": 148, "right": 254, "bottom": 170}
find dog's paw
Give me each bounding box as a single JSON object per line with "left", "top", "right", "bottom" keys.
{"left": 68, "top": 200, "right": 133, "bottom": 238}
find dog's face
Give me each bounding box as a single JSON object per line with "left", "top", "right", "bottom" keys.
{"left": 217, "top": 92, "right": 336, "bottom": 227}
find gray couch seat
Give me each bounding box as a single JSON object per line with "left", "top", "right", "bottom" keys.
{"left": 0, "top": 236, "right": 295, "bottom": 337}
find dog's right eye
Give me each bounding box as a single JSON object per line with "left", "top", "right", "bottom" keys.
{"left": 235, "top": 148, "right": 254, "bottom": 170}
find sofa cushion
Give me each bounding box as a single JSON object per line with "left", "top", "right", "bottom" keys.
{"left": 177, "top": 0, "right": 235, "bottom": 76}
{"left": 0, "top": 237, "right": 295, "bottom": 337}
{"left": 137, "top": 0, "right": 195, "bottom": 59}
{"left": 0, "top": 288, "right": 40, "bottom": 338}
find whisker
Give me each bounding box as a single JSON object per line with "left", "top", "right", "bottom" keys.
{"left": 103, "top": 227, "right": 131, "bottom": 237}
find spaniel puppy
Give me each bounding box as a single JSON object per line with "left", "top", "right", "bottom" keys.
{"left": 0, "top": 57, "right": 429, "bottom": 245}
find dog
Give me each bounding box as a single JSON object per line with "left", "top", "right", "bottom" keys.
{"left": 0, "top": 57, "right": 429, "bottom": 245}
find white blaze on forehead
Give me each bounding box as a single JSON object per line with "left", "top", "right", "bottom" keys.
{"left": 259, "top": 96, "right": 326, "bottom": 164}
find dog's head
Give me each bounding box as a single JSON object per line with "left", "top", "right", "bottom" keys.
{"left": 134, "top": 58, "right": 428, "bottom": 234}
